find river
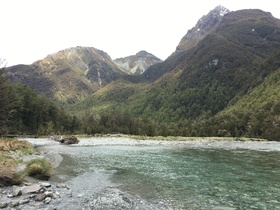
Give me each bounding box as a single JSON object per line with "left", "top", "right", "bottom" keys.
{"left": 23, "top": 137, "right": 280, "bottom": 209}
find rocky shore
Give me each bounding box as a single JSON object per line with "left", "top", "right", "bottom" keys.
{"left": 0, "top": 181, "right": 67, "bottom": 210}
{"left": 0, "top": 137, "right": 170, "bottom": 209}
{"left": 0, "top": 181, "right": 168, "bottom": 210}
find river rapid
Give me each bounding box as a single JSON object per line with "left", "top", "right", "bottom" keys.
{"left": 22, "top": 137, "right": 280, "bottom": 210}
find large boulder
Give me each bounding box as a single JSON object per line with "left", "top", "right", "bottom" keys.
{"left": 59, "top": 136, "right": 79, "bottom": 144}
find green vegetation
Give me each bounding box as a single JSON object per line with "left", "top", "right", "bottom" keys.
{"left": 211, "top": 64, "right": 280, "bottom": 141}
{"left": 0, "top": 139, "right": 33, "bottom": 186}
{"left": 66, "top": 10, "right": 280, "bottom": 141}
{"left": 0, "top": 69, "right": 77, "bottom": 136}
{"left": 25, "top": 158, "right": 53, "bottom": 180}
{"left": 0, "top": 138, "right": 54, "bottom": 185}
{"left": 129, "top": 135, "right": 266, "bottom": 141}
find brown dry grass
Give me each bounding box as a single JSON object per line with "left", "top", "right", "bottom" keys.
{"left": 0, "top": 139, "right": 33, "bottom": 151}
{"left": 0, "top": 139, "right": 34, "bottom": 186}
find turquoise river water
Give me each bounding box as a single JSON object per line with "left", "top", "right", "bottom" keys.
{"left": 25, "top": 138, "right": 280, "bottom": 209}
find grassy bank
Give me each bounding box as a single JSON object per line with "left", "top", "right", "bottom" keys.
{"left": 72, "top": 134, "right": 268, "bottom": 141}
{"left": 67, "top": 134, "right": 269, "bottom": 141}
{"left": 124, "top": 135, "right": 268, "bottom": 141}
{"left": 0, "top": 138, "right": 53, "bottom": 186}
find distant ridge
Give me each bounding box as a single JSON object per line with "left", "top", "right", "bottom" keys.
{"left": 5, "top": 46, "right": 127, "bottom": 104}
{"left": 114, "top": 51, "right": 162, "bottom": 75}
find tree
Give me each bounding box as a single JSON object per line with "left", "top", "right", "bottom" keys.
{"left": 0, "top": 68, "right": 15, "bottom": 135}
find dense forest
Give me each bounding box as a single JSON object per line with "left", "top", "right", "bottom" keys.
{"left": 0, "top": 69, "right": 75, "bottom": 136}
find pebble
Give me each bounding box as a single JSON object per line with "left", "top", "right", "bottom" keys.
{"left": 65, "top": 190, "right": 72, "bottom": 197}
{"left": 9, "top": 200, "right": 19, "bottom": 207}
{"left": 56, "top": 183, "right": 67, "bottom": 188}
{"left": 22, "top": 184, "right": 41, "bottom": 194}
{"left": 40, "top": 182, "right": 52, "bottom": 188}
{"left": 7, "top": 194, "right": 13, "bottom": 198}
{"left": 19, "top": 199, "right": 30, "bottom": 205}
{"left": 11, "top": 186, "right": 22, "bottom": 197}
{"left": 0, "top": 202, "right": 8, "bottom": 208}
{"left": 35, "top": 193, "right": 47, "bottom": 201}
{"left": 44, "top": 191, "right": 53, "bottom": 198}
{"left": 0, "top": 181, "right": 73, "bottom": 209}
{"left": 44, "top": 197, "right": 52, "bottom": 204}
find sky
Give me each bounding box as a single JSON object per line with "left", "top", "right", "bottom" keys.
{"left": 1, "top": 0, "right": 280, "bottom": 67}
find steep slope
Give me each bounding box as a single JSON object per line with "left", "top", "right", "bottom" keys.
{"left": 211, "top": 49, "right": 280, "bottom": 140}
{"left": 113, "top": 51, "right": 162, "bottom": 75}
{"left": 143, "top": 9, "right": 280, "bottom": 120}
{"left": 5, "top": 46, "right": 127, "bottom": 104}
{"left": 143, "top": 5, "right": 230, "bottom": 82}
{"left": 175, "top": 5, "right": 229, "bottom": 54}
{"left": 77, "top": 8, "right": 280, "bottom": 124}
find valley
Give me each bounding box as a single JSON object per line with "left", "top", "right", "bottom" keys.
{"left": 2, "top": 6, "right": 280, "bottom": 141}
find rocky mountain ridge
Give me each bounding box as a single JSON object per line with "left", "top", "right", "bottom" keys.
{"left": 5, "top": 47, "right": 160, "bottom": 104}
{"left": 113, "top": 51, "right": 162, "bottom": 75}
{"left": 175, "top": 5, "right": 230, "bottom": 54}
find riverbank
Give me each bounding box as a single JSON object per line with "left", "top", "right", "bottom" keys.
{"left": 72, "top": 134, "right": 268, "bottom": 142}
{"left": 0, "top": 139, "right": 37, "bottom": 186}
{"left": 1, "top": 137, "right": 279, "bottom": 209}
{"left": 128, "top": 135, "right": 268, "bottom": 141}
{"left": 25, "top": 137, "right": 280, "bottom": 209}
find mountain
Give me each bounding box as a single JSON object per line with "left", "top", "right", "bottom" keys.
{"left": 5, "top": 46, "right": 127, "bottom": 104}
{"left": 140, "top": 8, "right": 280, "bottom": 119}
{"left": 175, "top": 5, "right": 230, "bottom": 54}
{"left": 113, "top": 51, "right": 162, "bottom": 75}
{"left": 142, "top": 5, "right": 230, "bottom": 82}
{"left": 3, "top": 6, "right": 280, "bottom": 140}
{"left": 71, "top": 7, "right": 280, "bottom": 140}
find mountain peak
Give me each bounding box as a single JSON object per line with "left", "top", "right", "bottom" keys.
{"left": 174, "top": 5, "right": 230, "bottom": 54}
{"left": 213, "top": 5, "right": 230, "bottom": 16}
{"left": 6, "top": 46, "right": 127, "bottom": 104}
{"left": 114, "top": 51, "right": 162, "bottom": 75}
{"left": 136, "top": 50, "right": 149, "bottom": 56}
{"left": 41, "top": 46, "right": 112, "bottom": 67}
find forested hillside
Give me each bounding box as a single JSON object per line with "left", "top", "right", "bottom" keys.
{"left": 69, "top": 9, "right": 280, "bottom": 140}
{"left": 0, "top": 69, "right": 76, "bottom": 136}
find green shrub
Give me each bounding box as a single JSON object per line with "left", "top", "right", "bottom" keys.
{"left": 25, "top": 159, "right": 53, "bottom": 180}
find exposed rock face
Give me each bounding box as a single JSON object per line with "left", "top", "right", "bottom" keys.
{"left": 114, "top": 51, "right": 162, "bottom": 74}
{"left": 5, "top": 46, "right": 127, "bottom": 104}
{"left": 175, "top": 5, "right": 230, "bottom": 54}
